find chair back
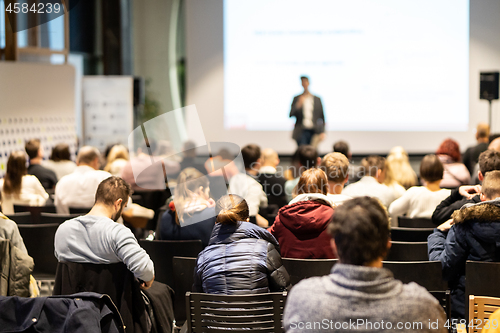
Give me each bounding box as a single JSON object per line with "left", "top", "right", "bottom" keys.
{"left": 385, "top": 241, "right": 429, "bottom": 261}
{"left": 465, "top": 261, "right": 500, "bottom": 323}
{"left": 132, "top": 190, "right": 171, "bottom": 230}
{"left": 281, "top": 258, "right": 337, "bottom": 286}
{"left": 430, "top": 290, "right": 452, "bottom": 324}
{"left": 390, "top": 227, "right": 434, "bottom": 242}
{"left": 398, "top": 216, "right": 435, "bottom": 228}
{"left": 13, "top": 204, "right": 57, "bottom": 224}
{"left": 69, "top": 207, "right": 92, "bottom": 214}
{"left": 5, "top": 212, "right": 32, "bottom": 224}
{"left": 17, "top": 223, "right": 59, "bottom": 276}
{"left": 382, "top": 261, "right": 447, "bottom": 291}
{"left": 468, "top": 295, "right": 500, "bottom": 333}
{"left": 186, "top": 292, "right": 287, "bottom": 332}
{"left": 40, "top": 212, "right": 80, "bottom": 224}
{"left": 139, "top": 240, "right": 203, "bottom": 287}
{"left": 172, "top": 256, "right": 197, "bottom": 325}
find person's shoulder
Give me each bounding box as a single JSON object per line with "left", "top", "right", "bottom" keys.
{"left": 400, "top": 282, "right": 441, "bottom": 305}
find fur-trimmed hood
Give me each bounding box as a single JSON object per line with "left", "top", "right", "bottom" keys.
{"left": 452, "top": 199, "right": 500, "bottom": 224}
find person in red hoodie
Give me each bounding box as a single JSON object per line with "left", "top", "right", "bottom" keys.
{"left": 268, "top": 168, "right": 336, "bottom": 259}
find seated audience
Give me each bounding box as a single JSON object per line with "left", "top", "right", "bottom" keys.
{"left": 0, "top": 212, "right": 27, "bottom": 254}
{"left": 428, "top": 170, "right": 500, "bottom": 319}
{"left": 54, "top": 146, "right": 112, "bottom": 214}
{"left": 179, "top": 140, "right": 206, "bottom": 174}
{"left": 25, "top": 139, "right": 57, "bottom": 191}
{"left": 157, "top": 168, "right": 216, "bottom": 247}
{"left": 471, "top": 136, "right": 500, "bottom": 184}
{"left": 285, "top": 145, "right": 319, "bottom": 201}
{"left": 389, "top": 154, "right": 451, "bottom": 225}
{"left": 204, "top": 148, "right": 239, "bottom": 178}
{"left": 383, "top": 160, "right": 407, "bottom": 200}
{"left": 436, "top": 138, "right": 471, "bottom": 188}
{"left": 257, "top": 148, "right": 288, "bottom": 208}
{"left": 42, "top": 143, "right": 77, "bottom": 181}
{"left": 432, "top": 149, "right": 500, "bottom": 225}
{"left": 342, "top": 155, "right": 396, "bottom": 207}
{"left": 463, "top": 123, "right": 490, "bottom": 174}
{"left": 320, "top": 152, "right": 351, "bottom": 206}
{"left": 54, "top": 176, "right": 154, "bottom": 289}
{"left": 333, "top": 140, "right": 363, "bottom": 184}
{"left": 269, "top": 168, "right": 336, "bottom": 259}
{"left": 104, "top": 144, "right": 130, "bottom": 176}
{"left": 193, "top": 194, "right": 290, "bottom": 294}
{"left": 284, "top": 197, "right": 446, "bottom": 332}
{"left": 0, "top": 151, "right": 49, "bottom": 214}
{"left": 386, "top": 146, "right": 418, "bottom": 189}
{"left": 228, "top": 144, "right": 268, "bottom": 227}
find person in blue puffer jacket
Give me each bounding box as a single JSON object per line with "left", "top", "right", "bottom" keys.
{"left": 193, "top": 194, "right": 291, "bottom": 294}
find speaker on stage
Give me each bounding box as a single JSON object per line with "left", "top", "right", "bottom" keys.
{"left": 480, "top": 72, "right": 499, "bottom": 100}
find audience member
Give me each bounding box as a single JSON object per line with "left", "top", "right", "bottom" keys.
{"left": 342, "top": 155, "right": 396, "bottom": 207}
{"left": 383, "top": 161, "right": 407, "bottom": 200}
{"left": 285, "top": 145, "right": 319, "bottom": 201}
{"left": 389, "top": 155, "right": 450, "bottom": 225}
{"left": 228, "top": 144, "right": 268, "bottom": 227}
{"left": 0, "top": 213, "right": 27, "bottom": 254}
{"left": 428, "top": 170, "right": 500, "bottom": 319}
{"left": 204, "top": 148, "right": 239, "bottom": 178}
{"left": 104, "top": 144, "right": 129, "bottom": 176}
{"left": 284, "top": 197, "right": 446, "bottom": 332}
{"left": 54, "top": 146, "right": 112, "bottom": 214}
{"left": 432, "top": 149, "right": 500, "bottom": 225}
{"left": 471, "top": 136, "right": 500, "bottom": 184}
{"left": 269, "top": 168, "right": 336, "bottom": 259}
{"left": 257, "top": 148, "right": 288, "bottom": 208}
{"left": 463, "top": 123, "right": 490, "bottom": 174}
{"left": 333, "top": 140, "right": 363, "bottom": 184}
{"left": 0, "top": 151, "right": 49, "bottom": 214}
{"left": 54, "top": 176, "right": 155, "bottom": 289}
{"left": 25, "top": 139, "right": 57, "bottom": 191}
{"left": 320, "top": 152, "right": 351, "bottom": 206}
{"left": 179, "top": 141, "right": 206, "bottom": 174}
{"left": 386, "top": 146, "right": 418, "bottom": 189}
{"left": 157, "top": 168, "right": 216, "bottom": 247}
{"left": 193, "top": 194, "right": 290, "bottom": 294}
{"left": 436, "top": 138, "right": 470, "bottom": 188}
{"left": 43, "top": 143, "right": 76, "bottom": 181}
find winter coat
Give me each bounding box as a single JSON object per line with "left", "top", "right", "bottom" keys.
{"left": 428, "top": 199, "right": 500, "bottom": 319}
{"left": 193, "top": 221, "right": 290, "bottom": 294}
{"left": 269, "top": 194, "right": 335, "bottom": 259}
{"left": 0, "top": 238, "right": 33, "bottom": 297}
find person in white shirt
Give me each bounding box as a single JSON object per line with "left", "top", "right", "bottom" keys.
{"left": 320, "top": 152, "right": 352, "bottom": 206}
{"left": 0, "top": 151, "right": 49, "bottom": 214}
{"left": 389, "top": 154, "right": 451, "bottom": 226}
{"left": 42, "top": 143, "right": 77, "bottom": 181}
{"left": 54, "top": 146, "right": 112, "bottom": 214}
{"left": 228, "top": 144, "right": 268, "bottom": 227}
{"left": 343, "top": 155, "right": 396, "bottom": 208}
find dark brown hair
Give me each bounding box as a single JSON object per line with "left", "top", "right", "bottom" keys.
{"left": 294, "top": 168, "right": 328, "bottom": 196}
{"left": 479, "top": 149, "right": 500, "bottom": 176}
{"left": 241, "top": 144, "right": 261, "bottom": 170}
{"left": 419, "top": 154, "right": 444, "bottom": 183}
{"left": 215, "top": 194, "right": 249, "bottom": 225}
{"left": 361, "top": 155, "right": 386, "bottom": 177}
{"left": 51, "top": 143, "right": 71, "bottom": 162}
{"left": 94, "top": 176, "right": 133, "bottom": 206}
{"left": 3, "top": 151, "right": 27, "bottom": 196}
{"left": 25, "top": 139, "right": 40, "bottom": 160}
{"left": 328, "top": 197, "right": 390, "bottom": 265}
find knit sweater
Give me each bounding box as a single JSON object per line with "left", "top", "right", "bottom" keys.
{"left": 284, "top": 264, "right": 447, "bottom": 332}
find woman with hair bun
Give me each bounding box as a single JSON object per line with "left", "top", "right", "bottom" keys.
{"left": 193, "top": 194, "right": 290, "bottom": 294}
{"left": 157, "top": 167, "right": 216, "bottom": 247}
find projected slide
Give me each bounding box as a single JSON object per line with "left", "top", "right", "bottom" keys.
{"left": 224, "top": 0, "right": 469, "bottom": 132}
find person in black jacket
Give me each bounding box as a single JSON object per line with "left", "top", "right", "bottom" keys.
{"left": 432, "top": 149, "right": 500, "bottom": 225}
{"left": 193, "top": 194, "right": 290, "bottom": 294}
{"left": 428, "top": 170, "right": 500, "bottom": 319}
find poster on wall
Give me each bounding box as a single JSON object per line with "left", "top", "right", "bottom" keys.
{"left": 82, "top": 76, "right": 134, "bottom": 152}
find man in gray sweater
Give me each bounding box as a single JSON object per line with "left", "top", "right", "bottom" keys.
{"left": 284, "top": 197, "right": 446, "bottom": 333}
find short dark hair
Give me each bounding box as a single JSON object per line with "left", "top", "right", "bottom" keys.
{"left": 333, "top": 141, "right": 349, "bottom": 158}
{"left": 51, "top": 143, "right": 71, "bottom": 162}
{"left": 361, "top": 155, "right": 385, "bottom": 177}
{"left": 328, "top": 197, "right": 390, "bottom": 265}
{"left": 241, "top": 144, "right": 261, "bottom": 170}
{"left": 296, "top": 145, "right": 318, "bottom": 169}
{"left": 95, "top": 176, "right": 133, "bottom": 206}
{"left": 300, "top": 76, "right": 309, "bottom": 81}
{"left": 25, "top": 139, "right": 41, "bottom": 159}
{"left": 482, "top": 170, "right": 500, "bottom": 200}
{"left": 77, "top": 146, "right": 100, "bottom": 165}
{"left": 419, "top": 154, "right": 444, "bottom": 183}
{"left": 479, "top": 149, "right": 500, "bottom": 176}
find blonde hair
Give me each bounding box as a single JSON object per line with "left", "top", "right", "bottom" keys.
{"left": 104, "top": 145, "right": 129, "bottom": 172}
{"left": 215, "top": 194, "right": 249, "bottom": 225}
{"left": 385, "top": 146, "right": 417, "bottom": 189}
{"left": 321, "top": 152, "right": 349, "bottom": 183}
{"left": 174, "top": 168, "right": 210, "bottom": 224}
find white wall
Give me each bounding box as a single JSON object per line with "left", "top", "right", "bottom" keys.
{"left": 185, "top": 0, "right": 500, "bottom": 155}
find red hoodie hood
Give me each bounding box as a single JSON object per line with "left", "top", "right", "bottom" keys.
{"left": 276, "top": 200, "right": 334, "bottom": 236}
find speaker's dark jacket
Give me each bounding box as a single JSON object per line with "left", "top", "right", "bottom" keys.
{"left": 289, "top": 95, "right": 325, "bottom": 141}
